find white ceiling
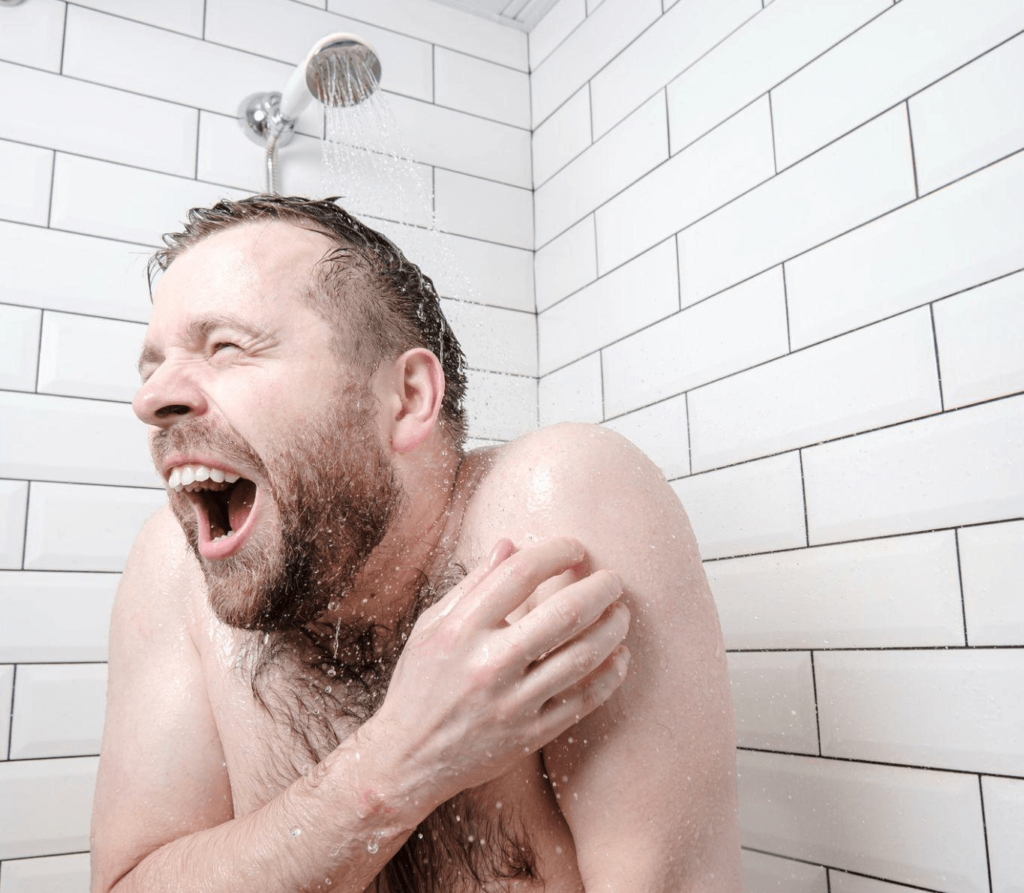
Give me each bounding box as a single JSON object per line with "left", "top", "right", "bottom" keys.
{"left": 425, "top": 0, "right": 562, "bottom": 31}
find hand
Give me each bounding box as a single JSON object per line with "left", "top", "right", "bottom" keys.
{"left": 364, "top": 537, "right": 630, "bottom": 815}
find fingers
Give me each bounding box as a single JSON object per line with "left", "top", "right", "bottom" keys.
{"left": 536, "top": 645, "right": 631, "bottom": 745}
{"left": 433, "top": 538, "right": 515, "bottom": 620}
{"left": 453, "top": 537, "right": 586, "bottom": 627}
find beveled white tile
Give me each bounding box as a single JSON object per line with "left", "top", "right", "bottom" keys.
{"left": 0, "top": 571, "right": 118, "bottom": 662}
{"left": 771, "top": 0, "right": 1024, "bottom": 169}
{"left": 0, "top": 757, "right": 98, "bottom": 860}
{"left": 435, "top": 49, "right": 530, "bottom": 129}
{"left": 741, "top": 849, "right": 827, "bottom": 893}
{"left": 960, "top": 520, "right": 1024, "bottom": 647}
{"left": 0, "top": 305, "right": 41, "bottom": 393}
{"left": 208, "top": 0, "right": 433, "bottom": 104}
{"left": 72, "top": 0, "right": 204, "bottom": 35}
{"left": 786, "top": 150, "right": 1024, "bottom": 349}
{"left": 671, "top": 452, "right": 806, "bottom": 560}
{"left": 590, "top": 0, "right": 759, "bottom": 139}
{"left": 536, "top": 92, "right": 667, "bottom": 247}
{"left": 531, "top": 0, "right": 660, "bottom": 127}
{"left": 596, "top": 96, "right": 775, "bottom": 275}
{"left": 831, "top": 872, "right": 938, "bottom": 893}
{"left": 9, "top": 664, "right": 107, "bottom": 760}
{"left": 983, "top": 775, "right": 1024, "bottom": 893}
{"left": 539, "top": 354, "right": 603, "bottom": 426}
{"left": 934, "top": 270, "right": 1024, "bottom": 410}
{"left": 0, "top": 140, "right": 52, "bottom": 227}
{"left": 0, "top": 61, "right": 199, "bottom": 178}
{"left": 803, "top": 395, "right": 1024, "bottom": 544}
{"left": 689, "top": 309, "right": 942, "bottom": 472}
{"left": 532, "top": 85, "right": 591, "bottom": 188}
{"left": 50, "top": 153, "right": 247, "bottom": 247}
{"left": 538, "top": 238, "right": 677, "bottom": 374}
{"left": 728, "top": 651, "right": 818, "bottom": 755}
{"left": 602, "top": 266, "right": 789, "bottom": 418}
{"left": 434, "top": 169, "right": 533, "bottom": 250}
{"left": 440, "top": 300, "right": 536, "bottom": 377}
{"left": 818, "top": 650, "right": 1024, "bottom": 775}
{"left": 0, "top": 853, "right": 92, "bottom": 893}
{"left": 709, "top": 532, "right": 964, "bottom": 650}
{"left": 602, "top": 393, "right": 689, "bottom": 480}
{"left": 534, "top": 215, "right": 597, "bottom": 313}
{"left": 387, "top": 94, "right": 531, "bottom": 189}
{"left": 677, "top": 107, "right": 915, "bottom": 307}
{"left": 329, "top": 0, "right": 527, "bottom": 71}
{"left": 0, "top": 0, "right": 65, "bottom": 72}
{"left": 465, "top": 370, "right": 537, "bottom": 442}
{"left": 0, "top": 481, "right": 29, "bottom": 571}
{"left": 24, "top": 482, "right": 166, "bottom": 573}
{"left": 37, "top": 312, "right": 145, "bottom": 403}
{"left": 737, "top": 750, "right": 989, "bottom": 892}
{"left": 667, "top": 0, "right": 891, "bottom": 153}
{"left": 0, "top": 665, "right": 12, "bottom": 760}
{"left": 911, "top": 32, "right": 1024, "bottom": 194}
{"left": 0, "top": 392, "right": 157, "bottom": 488}
{"left": 0, "top": 221, "right": 151, "bottom": 323}
{"left": 530, "top": 0, "right": 585, "bottom": 71}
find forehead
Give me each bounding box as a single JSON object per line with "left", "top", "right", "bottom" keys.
{"left": 151, "top": 220, "right": 333, "bottom": 326}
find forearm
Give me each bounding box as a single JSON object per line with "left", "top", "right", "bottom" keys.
{"left": 102, "top": 724, "right": 431, "bottom": 893}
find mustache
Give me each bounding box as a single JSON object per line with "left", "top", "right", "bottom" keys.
{"left": 150, "top": 417, "right": 269, "bottom": 482}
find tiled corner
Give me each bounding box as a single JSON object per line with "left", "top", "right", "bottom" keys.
{"left": 688, "top": 309, "right": 942, "bottom": 472}
{"left": 9, "top": 664, "right": 107, "bottom": 760}
{"left": 933, "top": 269, "right": 1024, "bottom": 411}
{"left": 737, "top": 750, "right": 990, "bottom": 892}
{"left": 23, "top": 482, "right": 166, "bottom": 573}
{"left": 817, "top": 649, "right": 1024, "bottom": 775}
{"left": 532, "top": 85, "right": 592, "bottom": 189}
{"left": 602, "top": 393, "right": 689, "bottom": 480}
{"left": 0, "top": 757, "right": 99, "bottom": 860}
{"left": 534, "top": 215, "right": 597, "bottom": 313}
{"left": 0, "top": 852, "right": 92, "bottom": 893}
{"left": 0, "top": 140, "right": 52, "bottom": 228}
{"left": 709, "top": 531, "right": 964, "bottom": 650}
{"left": 529, "top": 0, "right": 586, "bottom": 71}
{"left": 0, "top": 665, "right": 12, "bottom": 761}
{"left": 602, "top": 266, "right": 789, "bottom": 418}
{"left": 959, "top": 520, "right": 1024, "bottom": 646}
{"left": 539, "top": 354, "right": 604, "bottom": 427}
{"left": 434, "top": 48, "right": 530, "bottom": 129}
{"left": 0, "top": 571, "right": 119, "bottom": 663}
{"left": 37, "top": 312, "right": 146, "bottom": 404}
{"left": 983, "top": 775, "right": 1024, "bottom": 893}
{"left": 0, "top": 481, "right": 29, "bottom": 571}
{"left": 0, "top": 0, "right": 65, "bottom": 72}
{"left": 0, "top": 305, "right": 41, "bottom": 394}
{"left": 671, "top": 451, "right": 806, "bottom": 560}
{"left": 803, "top": 394, "right": 1024, "bottom": 544}
{"left": 728, "top": 651, "right": 819, "bottom": 755}
{"left": 741, "top": 849, "right": 828, "bottom": 893}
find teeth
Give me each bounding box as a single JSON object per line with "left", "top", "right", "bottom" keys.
{"left": 167, "top": 463, "right": 242, "bottom": 493}
{"left": 212, "top": 530, "right": 236, "bottom": 542}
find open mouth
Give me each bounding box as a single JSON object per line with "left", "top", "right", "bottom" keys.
{"left": 168, "top": 464, "right": 259, "bottom": 556}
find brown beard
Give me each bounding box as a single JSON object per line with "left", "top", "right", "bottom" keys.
{"left": 151, "top": 378, "right": 404, "bottom": 632}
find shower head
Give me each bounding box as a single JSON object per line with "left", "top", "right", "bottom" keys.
{"left": 239, "top": 31, "right": 382, "bottom": 147}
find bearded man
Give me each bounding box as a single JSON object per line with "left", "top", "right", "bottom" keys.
{"left": 90, "top": 196, "right": 742, "bottom": 892}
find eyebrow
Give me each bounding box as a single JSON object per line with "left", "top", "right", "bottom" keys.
{"left": 136, "top": 314, "right": 267, "bottom": 376}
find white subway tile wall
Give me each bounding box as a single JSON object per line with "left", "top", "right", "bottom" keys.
{"left": 0, "top": 4, "right": 538, "bottom": 880}
{"left": 532, "top": 0, "right": 1024, "bottom": 889}
{"left": 2, "top": 0, "right": 1021, "bottom": 886}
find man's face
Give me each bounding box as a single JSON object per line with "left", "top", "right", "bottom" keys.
{"left": 134, "top": 221, "right": 403, "bottom": 630}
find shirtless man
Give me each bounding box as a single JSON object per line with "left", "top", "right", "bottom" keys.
{"left": 90, "top": 196, "right": 742, "bottom": 892}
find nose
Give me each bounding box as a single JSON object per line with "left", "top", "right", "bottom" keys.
{"left": 132, "top": 361, "right": 209, "bottom": 428}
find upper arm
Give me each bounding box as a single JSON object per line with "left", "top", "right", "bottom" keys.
{"left": 91, "top": 507, "right": 233, "bottom": 892}
{"left": 467, "top": 424, "right": 742, "bottom": 892}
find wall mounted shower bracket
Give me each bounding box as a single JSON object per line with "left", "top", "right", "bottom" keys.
{"left": 239, "top": 92, "right": 297, "bottom": 149}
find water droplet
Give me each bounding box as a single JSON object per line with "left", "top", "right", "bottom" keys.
{"left": 290, "top": 827, "right": 301, "bottom": 837}
{"left": 367, "top": 831, "right": 382, "bottom": 854}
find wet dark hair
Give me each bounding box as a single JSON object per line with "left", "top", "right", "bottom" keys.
{"left": 150, "top": 194, "right": 468, "bottom": 445}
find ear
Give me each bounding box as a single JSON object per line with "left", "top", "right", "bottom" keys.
{"left": 377, "top": 348, "right": 445, "bottom": 454}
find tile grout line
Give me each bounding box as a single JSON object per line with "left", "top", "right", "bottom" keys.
{"left": 905, "top": 100, "right": 921, "bottom": 199}
{"left": 193, "top": 108, "right": 201, "bottom": 181}
{"left": 6, "top": 664, "right": 16, "bottom": 760}
{"left": 809, "top": 649, "right": 823, "bottom": 756}
{"left": 979, "top": 775, "right": 995, "bottom": 893}
{"left": 45, "top": 151, "right": 57, "bottom": 230}
{"left": 201, "top": 0, "right": 207, "bottom": 40}
{"left": 684, "top": 391, "right": 693, "bottom": 476}
{"left": 20, "top": 482, "right": 31, "bottom": 571}
{"left": 798, "top": 449, "right": 810, "bottom": 547}
{"left": 58, "top": 2, "right": 69, "bottom": 75}
{"left": 599, "top": 350, "right": 606, "bottom": 422}
{"left": 32, "top": 310, "right": 46, "bottom": 394}
{"left": 741, "top": 847, "right": 947, "bottom": 893}
{"left": 954, "top": 528, "right": 969, "bottom": 646}
{"left": 767, "top": 89, "right": 778, "bottom": 176}
{"left": 728, "top": 644, "right": 1024, "bottom": 654}
{"left": 929, "top": 302, "right": 946, "bottom": 412}
{"left": 825, "top": 868, "right": 832, "bottom": 893}
{"left": 781, "top": 262, "right": 792, "bottom": 353}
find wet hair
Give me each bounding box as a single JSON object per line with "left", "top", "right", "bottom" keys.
{"left": 149, "top": 194, "right": 468, "bottom": 445}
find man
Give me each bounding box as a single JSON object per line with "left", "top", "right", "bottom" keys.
{"left": 90, "top": 196, "right": 742, "bottom": 892}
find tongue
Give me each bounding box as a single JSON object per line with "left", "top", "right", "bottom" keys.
{"left": 228, "top": 479, "right": 257, "bottom": 533}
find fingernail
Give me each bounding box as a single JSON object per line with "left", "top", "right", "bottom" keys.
{"left": 487, "top": 538, "right": 512, "bottom": 569}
